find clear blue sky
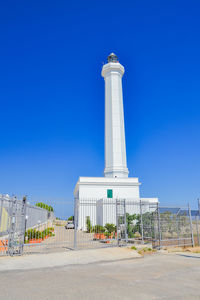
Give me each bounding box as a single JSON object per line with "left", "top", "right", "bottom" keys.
{"left": 0, "top": 0, "right": 200, "bottom": 216}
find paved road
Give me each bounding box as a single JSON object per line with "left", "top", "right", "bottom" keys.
{"left": 1, "top": 251, "right": 200, "bottom": 299}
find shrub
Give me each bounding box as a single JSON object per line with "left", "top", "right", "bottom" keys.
{"left": 138, "top": 247, "right": 156, "bottom": 255}
{"left": 131, "top": 246, "right": 137, "bottom": 250}
{"left": 104, "top": 223, "right": 116, "bottom": 234}
{"left": 92, "top": 225, "right": 105, "bottom": 233}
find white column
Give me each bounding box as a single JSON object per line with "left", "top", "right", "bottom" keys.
{"left": 101, "top": 54, "right": 129, "bottom": 178}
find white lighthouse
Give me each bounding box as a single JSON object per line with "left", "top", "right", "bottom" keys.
{"left": 102, "top": 53, "right": 129, "bottom": 178}
{"left": 74, "top": 53, "right": 157, "bottom": 229}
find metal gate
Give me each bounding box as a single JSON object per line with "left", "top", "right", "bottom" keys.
{"left": 74, "top": 198, "right": 118, "bottom": 249}
{"left": 23, "top": 200, "right": 74, "bottom": 254}
{"left": 8, "top": 197, "right": 26, "bottom": 256}
{"left": 151, "top": 204, "right": 196, "bottom": 249}
{"left": 0, "top": 196, "right": 27, "bottom": 256}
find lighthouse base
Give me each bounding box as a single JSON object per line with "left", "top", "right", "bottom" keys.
{"left": 74, "top": 177, "right": 158, "bottom": 230}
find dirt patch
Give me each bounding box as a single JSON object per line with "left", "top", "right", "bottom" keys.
{"left": 184, "top": 246, "right": 200, "bottom": 253}
{"left": 137, "top": 247, "right": 157, "bottom": 256}
{"left": 164, "top": 246, "right": 200, "bottom": 253}
{"left": 129, "top": 246, "right": 157, "bottom": 256}
{"left": 166, "top": 247, "right": 185, "bottom": 253}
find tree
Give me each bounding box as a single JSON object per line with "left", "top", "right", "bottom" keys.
{"left": 135, "top": 212, "right": 154, "bottom": 238}
{"left": 126, "top": 213, "right": 138, "bottom": 238}
{"left": 68, "top": 216, "right": 74, "bottom": 221}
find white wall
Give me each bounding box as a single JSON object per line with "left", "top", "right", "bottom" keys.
{"left": 74, "top": 177, "right": 158, "bottom": 230}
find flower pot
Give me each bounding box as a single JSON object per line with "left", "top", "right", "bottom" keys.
{"left": 29, "top": 239, "right": 37, "bottom": 244}
{"left": 100, "top": 234, "right": 105, "bottom": 240}
{"left": 0, "top": 246, "right": 7, "bottom": 252}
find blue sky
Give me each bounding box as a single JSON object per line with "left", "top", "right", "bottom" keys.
{"left": 0, "top": 0, "right": 200, "bottom": 216}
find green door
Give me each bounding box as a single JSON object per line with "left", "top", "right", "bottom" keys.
{"left": 107, "top": 189, "right": 113, "bottom": 199}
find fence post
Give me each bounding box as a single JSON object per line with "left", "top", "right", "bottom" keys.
{"left": 8, "top": 196, "right": 17, "bottom": 256}
{"left": 124, "top": 199, "right": 128, "bottom": 245}
{"left": 140, "top": 200, "right": 144, "bottom": 244}
{"left": 150, "top": 212, "right": 154, "bottom": 245}
{"left": 176, "top": 209, "right": 181, "bottom": 247}
{"left": 20, "top": 196, "right": 27, "bottom": 255}
{"left": 195, "top": 216, "right": 199, "bottom": 246}
{"left": 74, "top": 198, "right": 77, "bottom": 250}
{"left": 188, "top": 203, "right": 194, "bottom": 247}
{"left": 116, "top": 199, "right": 119, "bottom": 246}
{"left": 157, "top": 203, "right": 162, "bottom": 249}
{"left": 195, "top": 198, "right": 200, "bottom": 246}
{"left": 153, "top": 211, "right": 157, "bottom": 247}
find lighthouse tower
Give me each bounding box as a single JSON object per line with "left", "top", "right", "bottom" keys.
{"left": 74, "top": 53, "right": 158, "bottom": 229}
{"left": 102, "top": 53, "right": 129, "bottom": 178}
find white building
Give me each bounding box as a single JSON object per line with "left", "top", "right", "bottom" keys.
{"left": 74, "top": 53, "right": 158, "bottom": 229}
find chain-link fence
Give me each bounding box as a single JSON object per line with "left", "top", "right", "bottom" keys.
{"left": 125, "top": 201, "right": 200, "bottom": 248}
{"left": 1, "top": 196, "right": 199, "bottom": 256}
{"left": 74, "top": 198, "right": 200, "bottom": 249}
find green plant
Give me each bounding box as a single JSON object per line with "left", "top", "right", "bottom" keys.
{"left": 131, "top": 246, "right": 137, "bottom": 250}
{"left": 126, "top": 213, "right": 138, "bottom": 238}
{"left": 138, "top": 247, "right": 156, "bottom": 255}
{"left": 105, "top": 232, "right": 110, "bottom": 238}
{"left": 68, "top": 216, "right": 74, "bottom": 221}
{"left": 86, "top": 216, "right": 92, "bottom": 233}
{"left": 25, "top": 229, "right": 38, "bottom": 240}
{"left": 25, "top": 227, "right": 55, "bottom": 241}
{"left": 92, "top": 225, "right": 105, "bottom": 233}
{"left": 35, "top": 231, "right": 41, "bottom": 239}
{"left": 104, "top": 223, "right": 116, "bottom": 234}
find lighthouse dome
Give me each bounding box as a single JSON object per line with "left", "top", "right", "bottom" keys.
{"left": 107, "top": 53, "right": 118, "bottom": 63}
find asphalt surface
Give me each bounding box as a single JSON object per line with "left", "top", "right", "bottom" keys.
{"left": 0, "top": 250, "right": 200, "bottom": 300}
